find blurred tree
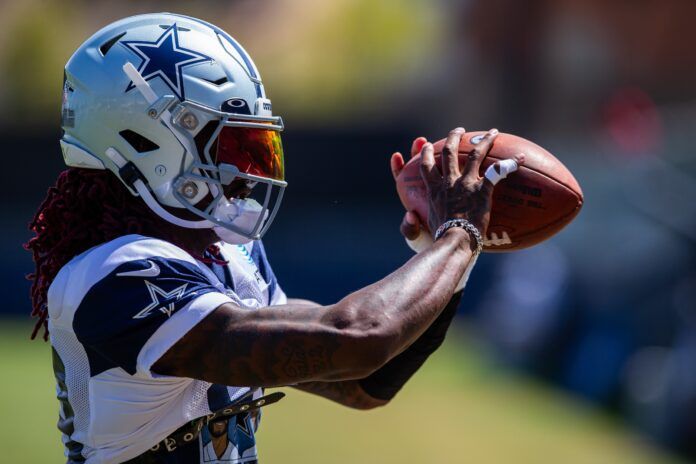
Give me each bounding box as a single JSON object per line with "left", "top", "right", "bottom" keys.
{"left": 0, "top": 0, "right": 85, "bottom": 127}
{"left": 228, "top": 0, "right": 444, "bottom": 126}
{"left": 0, "top": 0, "right": 443, "bottom": 128}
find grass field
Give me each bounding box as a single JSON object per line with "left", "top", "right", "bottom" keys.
{"left": 0, "top": 319, "right": 684, "bottom": 464}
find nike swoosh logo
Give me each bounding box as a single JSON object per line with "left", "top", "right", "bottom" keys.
{"left": 117, "top": 260, "right": 161, "bottom": 278}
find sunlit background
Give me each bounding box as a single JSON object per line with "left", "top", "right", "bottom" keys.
{"left": 1, "top": 0, "right": 695, "bottom": 462}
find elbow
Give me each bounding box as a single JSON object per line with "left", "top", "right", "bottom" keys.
{"left": 342, "top": 333, "right": 393, "bottom": 379}
{"left": 331, "top": 316, "right": 396, "bottom": 379}
{"left": 348, "top": 397, "right": 390, "bottom": 411}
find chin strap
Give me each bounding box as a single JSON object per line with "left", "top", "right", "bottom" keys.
{"left": 105, "top": 147, "right": 213, "bottom": 230}
{"left": 118, "top": 63, "right": 213, "bottom": 229}
{"left": 123, "top": 62, "right": 210, "bottom": 204}
{"left": 123, "top": 62, "right": 158, "bottom": 104}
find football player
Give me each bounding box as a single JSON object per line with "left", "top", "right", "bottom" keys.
{"left": 25, "top": 13, "right": 519, "bottom": 464}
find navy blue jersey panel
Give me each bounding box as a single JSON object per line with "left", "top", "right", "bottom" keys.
{"left": 83, "top": 345, "right": 117, "bottom": 378}
{"left": 73, "top": 257, "right": 220, "bottom": 375}
{"left": 207, "top": 260, "right": 235, "bottom": 290}
{"left": 250, "top": 241, "right": 278, "bottom": 299}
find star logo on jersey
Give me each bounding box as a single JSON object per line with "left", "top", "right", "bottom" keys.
{"left": 122, "top": 23, "right": 212, "bottom": 100}
{"left": 132, "top": 280, "right": 188, "bottom": 320}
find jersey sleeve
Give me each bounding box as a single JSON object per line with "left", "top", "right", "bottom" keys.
{"left": 250, "top": 240, "right": 287, "bottom": 305}
{"left": 72, "top": 255, "right": 232, "bottom": 378}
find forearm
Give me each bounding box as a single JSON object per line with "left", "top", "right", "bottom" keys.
{"left": 332, "top": 227, "right": 472, "bottom": 360}
{"left": 265, "top": 300, "right": 384, "bottom": 409}
{"left": 358, "top": 290, "right": 462, "bottom": 400}
{"left": 292, "top": 292, "right": 462, "bottom": 408}
{"left": 154, "top": 228, "right": 473, "bottom": 386}
{"left": 293, "top": 380, "right": 387, "bottom": 410}
{"left": 231, "top": 228, "right": 473, "bottom": 383}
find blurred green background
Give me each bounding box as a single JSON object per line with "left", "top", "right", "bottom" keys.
{"left": 2, "top": 0, "right": 696, "bottom": 462}
{"left": 1, "top": 321, "right": 684, "bottom": 463}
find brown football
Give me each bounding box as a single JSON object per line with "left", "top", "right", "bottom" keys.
{"left": 395, "top": 131, "right": 583, "bottom": 252}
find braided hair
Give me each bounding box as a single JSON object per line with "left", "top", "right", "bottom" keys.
{"left": 24, "top": 168, "right": 209, "bottom": 340}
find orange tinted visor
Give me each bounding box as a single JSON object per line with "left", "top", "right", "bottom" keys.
{"left": 215, "top": 125, "right": 285, "bottom": 181}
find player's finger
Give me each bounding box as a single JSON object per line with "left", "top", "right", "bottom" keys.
{"left": 419, "top": 142, "right": 440, "bottom": 187}
{"left": 463, "top": 128, "right": 498, "bottom": 181}
{"left": 442, "top": 127, "right": 465, "bottom": 184}
{"left": 400, "top": 211, "right": 422, "bottom": 240}
{"left": 481, "top": 153, "right": 525, "bottom": 194}
{"left": 391, "top": 152, "right": 405, "bottom": 180}
{"left": 410, "top": 136, "right": 428, "bottom": 159}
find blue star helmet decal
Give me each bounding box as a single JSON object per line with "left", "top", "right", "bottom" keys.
{"left": 122, "top": 23, "right": 212, "bottom": 100}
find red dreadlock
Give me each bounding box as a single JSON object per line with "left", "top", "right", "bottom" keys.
{"left": 24, "top": 168, "right": 223, "bottom": 341}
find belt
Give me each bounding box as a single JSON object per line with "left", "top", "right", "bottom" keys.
{"left": 125, "top": 391, "right": 285, "bottom": 463}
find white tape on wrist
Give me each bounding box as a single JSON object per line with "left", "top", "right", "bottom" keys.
{"left": 484, "top": 159, "right": 518, "bottom": 185}
{"left": 455, "top": 254, "right": 477, "bottom": 292}
{"left": 405, "top": 232, "right": 478, "bottom": 292}
{"left": 405, "top": 232, "right": 434, "bottom": 253}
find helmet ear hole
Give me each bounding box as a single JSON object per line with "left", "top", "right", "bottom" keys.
{"left": 119, "top": 130, "right": 160, "bottom": 153}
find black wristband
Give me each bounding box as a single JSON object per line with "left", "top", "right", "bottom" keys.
{"left": 358, "top": 291, "right": 463, "bottom": 401}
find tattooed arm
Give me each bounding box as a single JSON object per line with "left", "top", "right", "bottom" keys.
{"left": 153, "top": 128, "right": 510, "bottom": 389}
{"left": 294, "top": 380, "right": 387, "bottom": 410}
{"left": 285, "top": 299, "right": 388, "bottom": 410}
{"left": 289, "top": 294, "right": 461, "bottom": 410}
{"left": 153, "top": 227, "right": 471, "bottom": 387}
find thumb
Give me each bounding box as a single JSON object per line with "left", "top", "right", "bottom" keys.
{"left": 400, "top": 211, "right": 422, "bottom": 241}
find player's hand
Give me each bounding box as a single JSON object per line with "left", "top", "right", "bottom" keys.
{"left": 391, "top": 129, "right": 524, "bottom": 243}
{"left": 391, "top": 136, "right": 428, "bottom": 241}
{"left": 421, "top": 127, "right": 499, "bottom": 235}
{"left": 420, "top": 127, "right": 523, "bottom": 236}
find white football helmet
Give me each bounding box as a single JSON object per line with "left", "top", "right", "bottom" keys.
{"left": 60, "top": 13, "right": 286, "bottom": 242}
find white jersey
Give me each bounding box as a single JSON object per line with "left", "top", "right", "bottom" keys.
{"left": 47, "top": 234, "right": 286, "bottom": 464}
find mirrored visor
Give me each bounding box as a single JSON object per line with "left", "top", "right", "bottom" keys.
{"left": 214, "top": 125, "right": 285, "bottom": 181}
